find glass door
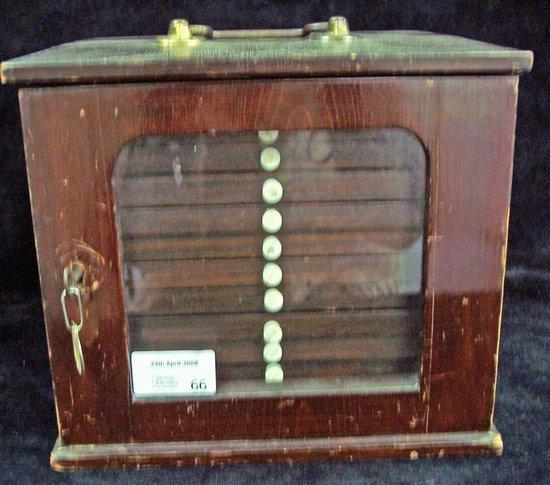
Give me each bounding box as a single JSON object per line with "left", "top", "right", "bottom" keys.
{"left": 114, "top": 128, "right": 426, "bottom": 399}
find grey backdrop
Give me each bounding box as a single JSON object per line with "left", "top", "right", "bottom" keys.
{"left": 0, "top": 1, "right": 548, "bottom": 483}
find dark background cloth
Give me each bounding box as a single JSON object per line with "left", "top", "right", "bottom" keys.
{"left": 0, "top": 1, "right": 548, "bottom": 482}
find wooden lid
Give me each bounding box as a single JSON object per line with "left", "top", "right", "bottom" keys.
{"left": 1, "top": 17, "right": 533, "bottom": 85}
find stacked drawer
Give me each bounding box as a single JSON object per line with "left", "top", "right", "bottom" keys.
{"left": 115, "top": 128, "right": 426, "bottom": 391}
{"left": 257, "top": 133, "right": 285, "bottom": 383}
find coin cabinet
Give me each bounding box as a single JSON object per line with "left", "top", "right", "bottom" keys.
{"left": 1, "top": 17, "right": 532, "bottom": 470}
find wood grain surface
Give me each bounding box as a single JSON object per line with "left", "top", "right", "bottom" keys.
{"left": 19, "top": 75, "right": 519, "bottom": 460}
{"left": 1, "top": 30, "right": 532, "bottom": 85}
{"left": 119, "top": 201, "right": 422, "bottom": 236}
{"left": 123, "top": 230, "right": 420, "bottom": 261}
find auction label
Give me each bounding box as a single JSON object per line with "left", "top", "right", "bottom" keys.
{"left": 131, "top": 350, "right": 216, "bottom": 397}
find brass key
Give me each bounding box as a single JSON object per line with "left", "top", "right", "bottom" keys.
{"left": 60, "top": 280, "right": 86, "bottom": 376}
{"left": 70, "top": 321, "right": 85, "bottom": 375}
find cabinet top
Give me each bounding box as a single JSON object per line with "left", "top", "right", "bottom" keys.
{"left": 1, "top": 17, "right": 533, "bottom": 86}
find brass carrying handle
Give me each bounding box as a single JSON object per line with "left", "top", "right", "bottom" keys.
{"left": 162, "top": 16, "right": 351, "bottom": 45}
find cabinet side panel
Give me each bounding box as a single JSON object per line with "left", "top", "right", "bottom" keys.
{"left": 424, "top": 76, "right": 518, "bottom": 432}
{"left": 19, "top": 88, "right": 132, "bottom": 444}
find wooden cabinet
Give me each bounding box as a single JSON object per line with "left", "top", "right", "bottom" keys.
{"left": 1, "top": 17, "right": 532, "bottom": 470}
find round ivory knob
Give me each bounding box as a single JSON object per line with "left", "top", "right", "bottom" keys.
{"left": 263, "top": 263, "right": 282, "bottom": 287}
{"left": 260, "top": 147, "right": 281, "bottom": 171}
{"left": 258, "top": 130, "right": 279, "bottom": 144}
{"left": 262, "top": 208, "right": 282, "bottom": 234}
{"left": 262, "top": 235, "right": 282, "bottom": 261}
{"left": 264, "top": 288, "right": 283, "bottom": 313}
{"left": 263, "top": 342, "right": 283, "bottom": 363}
{"left": 262, "top": 178, "right": 283, "bottom": 204}
{"left": 265, "top": 363, "right": 284, "bottom": 383}
{"left": 263, "top": 320, "right": 283, "bottom": 343}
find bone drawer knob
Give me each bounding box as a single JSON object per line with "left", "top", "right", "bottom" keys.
{"left": 260, "top": 147, "right": 281, "bottom": 171}
{"left": 258, "top": 130, "right": 279, "bottom": 144}
{"left": 262, "top": 178, "right": 283, "bottom": 204}
{"left": 263, "top": 320, "right": 283, "bottom": 343}
{"left": 263, "top": 342, "right": 283, "bottom": 363}
{"left": 264, "top": 288, "right": 283, "bottom": 313}
{"left": 262, "top": 262, "right": 283, "bottom": 287}
{"left": 262, "top": 208, "right": 282, "bottom": 234}
{"left": 265, "top": 363, "right": 284, "bottom": 383}
{"left": 262, "top": 235, "right": 282, "bottom": 261}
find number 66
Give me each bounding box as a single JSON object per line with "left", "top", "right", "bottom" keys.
{"left": 191, "top": 379, "right": 207, "bottom": 390}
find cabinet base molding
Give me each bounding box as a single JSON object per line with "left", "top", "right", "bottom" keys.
{"left": 51, "top": 427, "right": 502, "bottom": 471}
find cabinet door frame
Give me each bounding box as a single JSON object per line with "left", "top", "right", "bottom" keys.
{"left": 20, "top": 75, "right": 517, "bottom": 446}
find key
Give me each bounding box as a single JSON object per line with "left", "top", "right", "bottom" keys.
{"left": 61, "top": 281, "right": 86, "bottom": 376}
{"left": 71, "top": 323, "right": 85, "bottom": 375}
